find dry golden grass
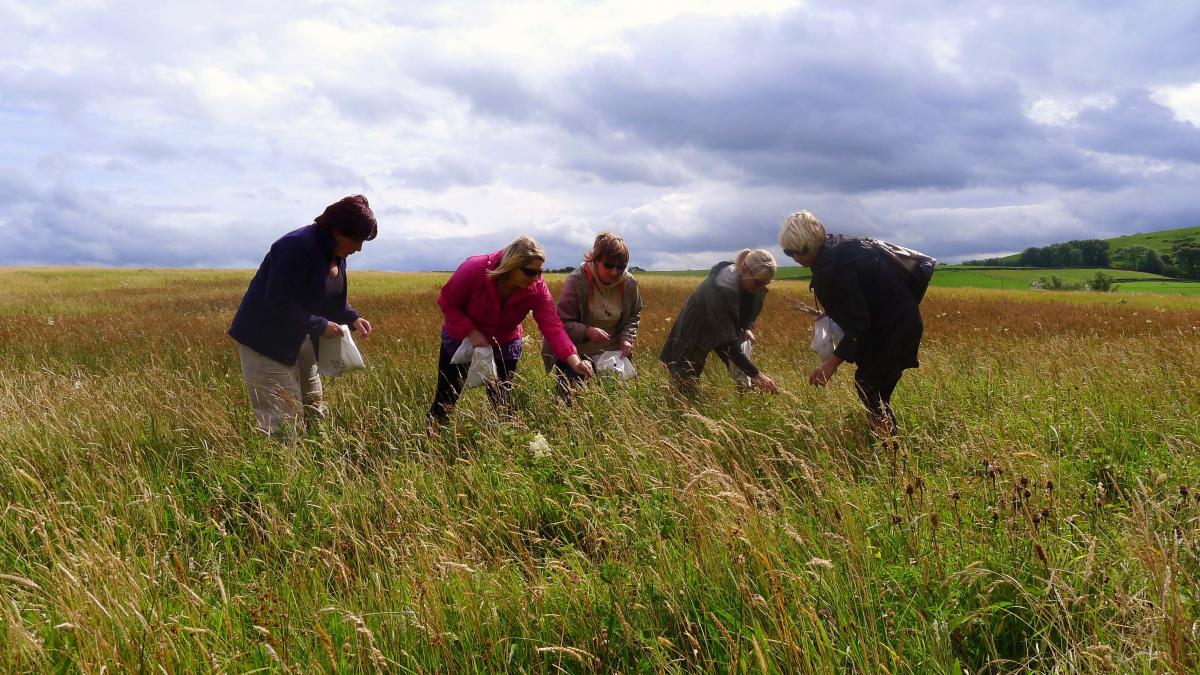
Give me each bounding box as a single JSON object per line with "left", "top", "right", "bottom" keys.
{"left": 1, "top": 268, "right": 1199, "bottom": 673}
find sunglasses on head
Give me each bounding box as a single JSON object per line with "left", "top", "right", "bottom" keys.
{"left": 520, "top": 266, "right": 543, "bottom": 278}
{"left": 601, "top": 261, "right": 628, "bottom": 272}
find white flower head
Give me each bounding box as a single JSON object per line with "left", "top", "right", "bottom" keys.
{"left": 528, "top": 432, "right": 552, "bottom": 459}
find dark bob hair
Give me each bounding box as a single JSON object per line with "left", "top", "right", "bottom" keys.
{"left": 315, "top": 195, "right": 378, "bottom": 242}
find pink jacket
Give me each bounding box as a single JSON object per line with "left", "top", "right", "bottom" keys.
{"left": 437, "top": 250, "right": 577, "bottom": 361}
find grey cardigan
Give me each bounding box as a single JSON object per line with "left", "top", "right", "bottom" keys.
{"left": 541, "top": 264, "right": 643, "bottom": 369}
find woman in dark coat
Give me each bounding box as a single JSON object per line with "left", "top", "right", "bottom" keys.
{"left": 228, "top": 195, "right": 376, "bottom": 439}
{"left": 779, "top": 210, "right": 923, "bottom": 438}
{"left": 659, "top": 248, "right": 781, "bottom": 395}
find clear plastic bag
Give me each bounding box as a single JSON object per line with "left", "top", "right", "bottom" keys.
{"left": 317, "top": 324, "right": 365, "bottom": 377}
{"left": 592, "top": 350, "right": 637, "bottom": 381}
{"left": 810, "top": 316, "right": 844, "bottom": 362}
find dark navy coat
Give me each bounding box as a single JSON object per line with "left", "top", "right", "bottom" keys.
{"left": 810, "top": 235, "right": 923, "bottom": 384}
{"left": 228, "top": 224, "right": 361, "bottom": 366}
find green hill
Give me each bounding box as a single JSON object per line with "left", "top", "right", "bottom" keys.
{"left": 1103, "top": 225, "right": 1200, "bottom": 254}
{"left": 993, "top": 224, "right": 1200, "bottom": 264}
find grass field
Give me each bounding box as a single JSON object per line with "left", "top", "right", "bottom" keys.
{"left": 2, "top": 268, "right": 1200, "bottom": 672}
{"left": 651, "top": 264, "right": 1200, "bottom": 297}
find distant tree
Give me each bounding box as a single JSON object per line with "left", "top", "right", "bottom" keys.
{"left": 1019, "top": 247, "right": 1040, "bottom": 267}
{"left": 1076, "top": 239, "right": 1110, "bottom": 266}
{"left": 1172, "top": 243, "right": 1200, "bottom": 279}
{"left": 1111, "top": 245, "right": 1163, "bottom": 274}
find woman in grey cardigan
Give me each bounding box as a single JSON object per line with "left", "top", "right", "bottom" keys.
{"left": 542, "top": 232, "right": 643, "bottom": 402}
{"left": 659, "top": 248, "right": 780, "bottom": 395}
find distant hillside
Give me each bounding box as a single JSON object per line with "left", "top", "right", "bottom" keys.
{"left": 1102, "top": 226, "right": 1200, "bottom": 254}
{"left": 992, "top": 225, "right": 1200, "bottom": 264}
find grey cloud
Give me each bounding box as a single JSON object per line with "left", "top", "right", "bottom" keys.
{"left": 550, "top": 12, "right": 1117, "bottom": 194}
{"left": 0, "top": 175, "right": 282, "bottom": 268}
{"left": 559, "top": 147, "right": 692, "bottom": 187}
{"left": 307, "top": 158, "right": 368, "bottom": 189}
{"left": 1073, "top": 92, "right": 1200, "bottom": 163}
{"left": 380, "top": 205, "right": 469, "bottom": 226}
{"left": 315, "top": 81, "right": 430, "bottom": 125}
{"left": 389, "top": 156, "right": 494, "bottom": 191}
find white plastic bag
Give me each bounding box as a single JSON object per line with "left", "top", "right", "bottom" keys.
{"left": 317, "top": 324, "right": 365, "bottom": 377}
{"left": 593, "top": 350, "right": 638, "bottom": 381}
{"left": 449, "top": 339, "right": 475, "bottom": 365}
{"left": 464, "top": 346, "right": 498, "bottom": 388}
{"left": 725, "top": 340, "right": 753, "bottom": 388}
{"left": 810, "top": 316, "right": 844, "bottom": 362}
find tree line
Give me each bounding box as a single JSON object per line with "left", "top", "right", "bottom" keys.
{"left": 964, "top": 238, "right": 1200, "bottom": 279}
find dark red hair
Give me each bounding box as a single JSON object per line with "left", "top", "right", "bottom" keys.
{"left": 314, "top": 195, "right": 377, "bottom": 241}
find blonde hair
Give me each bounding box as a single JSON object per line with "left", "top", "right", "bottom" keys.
{"left": 779, "top": 210, "right": 827, "bottom": 255}
{"left": 735, "top": 248, "right": 776, "bottom": 284}
{"left": 487, "top": 235, "right": 546, "bottom": 279}
{"left": 583, "top": 232, "right": 629, "bottom": 265}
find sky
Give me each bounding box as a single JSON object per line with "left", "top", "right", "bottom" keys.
{"left": 2, "top": 0, "right": 1200, "bottom": 271}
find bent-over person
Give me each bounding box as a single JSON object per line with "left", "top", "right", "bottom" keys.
{"left": 429, "top": 235, "right": 593, "bottom": 421}
{"left": 228, "top": 195, "right": 376, "bottom": 439}
{"left": 542, "top": 232, "right": 643, "bottom": 403}
{"left": 779, "top": 210, "right": 924, "bottom": 439}
{"left": 659, "top": 249, "right": 780, "bottom": 396}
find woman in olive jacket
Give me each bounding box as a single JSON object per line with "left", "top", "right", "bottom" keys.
{"left": 658, "top": 248, "right": 781, "bottom": 396}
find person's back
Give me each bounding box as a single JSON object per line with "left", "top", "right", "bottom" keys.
{"left": 812, "top": 235, "right": 919, "bottom": 338}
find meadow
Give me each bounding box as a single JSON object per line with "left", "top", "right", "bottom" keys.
{"left": 2, "top": 267, "right": 1199, "bottom": 673}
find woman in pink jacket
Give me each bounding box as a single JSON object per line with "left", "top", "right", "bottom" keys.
{"left": 429, "top": 235, "right": 593, "bottom": 420}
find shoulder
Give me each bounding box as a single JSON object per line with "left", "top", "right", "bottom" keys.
{"left": 454, "top": 253, "right": 495, "bottom": 276}
{"left": 272, "top": 224, "right": 319, "bottom": 254}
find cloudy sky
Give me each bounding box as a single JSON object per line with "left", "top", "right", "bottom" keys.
{"left": 3, "top": 0, "right": 1199, "bottom": 270}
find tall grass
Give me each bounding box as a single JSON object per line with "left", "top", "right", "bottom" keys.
{"left": 1, "top": 268, "right": 1198, "bottom": 672}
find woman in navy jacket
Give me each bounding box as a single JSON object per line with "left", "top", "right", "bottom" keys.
{"left": 228, "top": 195, "right": 376, "bottom": 438}
{"left": 779, "top": 210, "right": 923, "bottom": 440}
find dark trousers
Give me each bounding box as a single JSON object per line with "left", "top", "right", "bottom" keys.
{"left": 428, "top": 342, "right": 520, "bottom": 420}
{"left": 854, "top": 368, "right": 904, "bottom": 433}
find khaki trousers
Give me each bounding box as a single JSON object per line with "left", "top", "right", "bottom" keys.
{"left": 237, "top": 340, "right": 325, "bottom": 439}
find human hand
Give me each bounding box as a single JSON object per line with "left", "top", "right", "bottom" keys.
{"left": 322, "top": 322, "right": 343, "bottom": 338}
{"left": 743, "top": 329, "right": 756, "bottom": 343}
{"left": 586, "top": 327, "right": 611, "bottom": 343}
{"left": 468, "top": 330, "right": 491, "bottom": 348}
{"left": 619, "top": 339, "right": 634, "bottom": 358}
{"left": 809, "top": 359, "right": 840, "bottom": 386}
{"left": 353, "top": 317, "right": 372, "bottom": 338}
{"left": 751, "top": 373, "right": 779, "bottom": 394}
{"left": 569, "top": 356, "right": 594, "bottom": 378}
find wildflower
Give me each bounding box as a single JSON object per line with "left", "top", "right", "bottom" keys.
{"left": 808, "top": 558, "right": 834, "bottom": 570}
{"left": 528, "top": 432, "right": 552, "bottom": 459}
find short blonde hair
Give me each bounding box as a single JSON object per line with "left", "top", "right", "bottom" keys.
{"left": 735, "top": 248, "right": 776, "bottom": 284}
{"left": 779, "top": 211, "right": 827, "bottom": 255}
{"left": 487, "top": 235, "right": 546, "bottom": 279}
